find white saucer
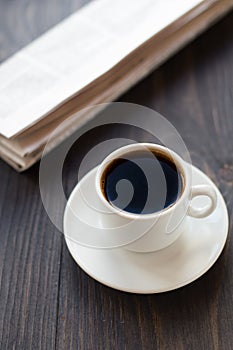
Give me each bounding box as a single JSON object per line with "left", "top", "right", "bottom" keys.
{"left": 64, "top": 165, "right": 228, "bottom": 293}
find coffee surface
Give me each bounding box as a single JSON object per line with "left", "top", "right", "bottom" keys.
{"left": 103, "top": 151, "right": 183, "bottom": 214}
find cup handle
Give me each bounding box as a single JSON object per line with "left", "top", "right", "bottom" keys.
{"left": 188, "top": 184, "right": 217, "bottom": 218}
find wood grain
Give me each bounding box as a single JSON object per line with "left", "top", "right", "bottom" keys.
{"left": 0, "top": 1, "right": 233, "bottom": 349}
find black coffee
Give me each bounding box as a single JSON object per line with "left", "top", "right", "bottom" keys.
{"left": 101, "top": 150, "right": 183, "bottom": 214}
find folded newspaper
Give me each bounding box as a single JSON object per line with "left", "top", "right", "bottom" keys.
{"left": 0, "top": 0, "right": 232, "bottom": 171}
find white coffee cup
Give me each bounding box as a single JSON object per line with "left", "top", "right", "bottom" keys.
{"left": 95, "top": 143, "right": 217, "bottom": 252}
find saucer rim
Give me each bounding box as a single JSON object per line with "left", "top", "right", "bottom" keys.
{"left": 64, "top": 165, "right": 229, "bottom": 294}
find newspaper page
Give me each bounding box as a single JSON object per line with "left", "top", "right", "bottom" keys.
{"left": 0, "top": 0, "right": 208, "bottom": 138}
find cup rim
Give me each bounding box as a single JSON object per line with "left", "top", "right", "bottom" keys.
{"left": 95, "top": 143, "right": 189, "bottom": 220}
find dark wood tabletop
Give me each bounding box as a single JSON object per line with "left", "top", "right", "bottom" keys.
{"left": 0, "top": 1, "right": 233, "bottom": 349}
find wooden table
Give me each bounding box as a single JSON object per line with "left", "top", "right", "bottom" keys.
{"left": 0, "top": 1, "right": 233, "bottom": 349}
